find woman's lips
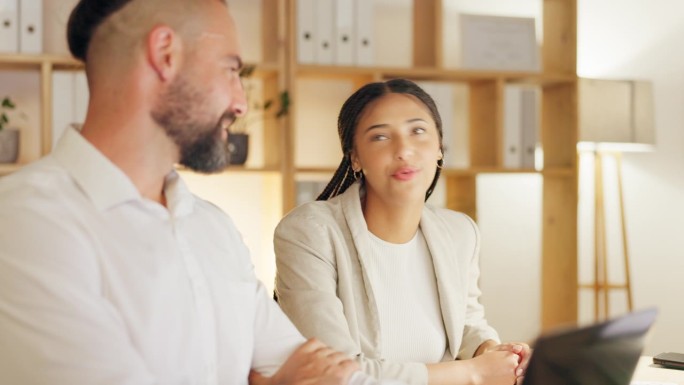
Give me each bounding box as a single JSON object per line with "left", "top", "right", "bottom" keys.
{"left": 392, "top": 167, "right": 419, "bottom": 181}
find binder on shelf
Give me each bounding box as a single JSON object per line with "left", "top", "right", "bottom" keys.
{"left": 503, "top": 85, "right": 523, "bottom": 169}
{"left": 43, "top": 0, "right": 78, "bottom": 54}
{"left": 74, "top": 71, "right": 89, "bottom": 123}
{"left": 51, "top": 71, "right": 74, "bottom": 150}
{"left": 296, "top": 0, "right": 315, "bottom": 64}
{"left": 18, "top": 0, "right": 41, "bottom": 53}
{"left": 353, "top": 0, "right": 374, "bottom": 66}
{"left": 52, "top": 71, "right": 88, "bottom": 150}
{"left": 503, "top": 85, "right": 539, "bottom": 169}
{"left": 416, "top": 81, "right": 469, "bottom": 169}
{"left": 314, "top": 0, "right": 334, "bottom": 65}
{"left": 0, "top": 0, "right": 18, "bottom": 53}
{"left": 334, "top": 0, "right": 354, "bottom": 65}
{"left": 520, "top": 88, "right": 538, "bottom": 169}
{"left": 296, "top": 180, "right": 328, "bottom": 206}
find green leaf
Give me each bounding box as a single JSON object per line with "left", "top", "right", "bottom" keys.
{"left": 276, "top": 91, "right": 290, "bottom": 118}
{"left": 2, "top": 97, "right": 15, "bottom": 109}
{"left": 239, "top": 64, "right": 256, "bottom": 78}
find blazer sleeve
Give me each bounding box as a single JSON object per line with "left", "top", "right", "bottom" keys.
{"left": 274, "top": 209, "right": 428, "bottom": 385}
{"left": 457, "top": 215, "right": 501, "bottom": 359}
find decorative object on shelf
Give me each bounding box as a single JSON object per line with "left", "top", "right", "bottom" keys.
{"left": 228, "top": 133, "right": 249, "bottom": 165}
{"left": 228, "top": 64, "right": 289, "bottom": 165}
{"left": 0, "top": 96, "right": 23, "bottom": 163}
{"left": 460, "top": 13, "right": 539, "bottom": 72}
{"left": 577, "top": 78, "right": 655, "bottom": 321}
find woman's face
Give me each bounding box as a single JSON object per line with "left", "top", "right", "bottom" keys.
{"left": 351, "top": 92, "right": 442, "bottom": 206}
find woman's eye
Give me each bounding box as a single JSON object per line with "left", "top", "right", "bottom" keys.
{"left": 413, "top": 127, "right": 426, "bottom": 134}
{"left": 371, "top": 134, "right": 388, "bottom": 141}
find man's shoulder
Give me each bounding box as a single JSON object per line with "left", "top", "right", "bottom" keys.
{"left": 0, "top": 157, "right": 73, "bottom": 208}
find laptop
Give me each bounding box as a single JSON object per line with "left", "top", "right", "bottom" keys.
{"left": 522, "top": 307, "right": 658, "bottom": 385}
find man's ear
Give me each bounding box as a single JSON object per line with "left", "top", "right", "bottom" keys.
{"left": 146, "top": 25, "right": 182, "bottom": 82}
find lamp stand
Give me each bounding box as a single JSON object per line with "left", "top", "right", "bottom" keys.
{"left": 582, "top": 150, "right": 634, "bottom": 321}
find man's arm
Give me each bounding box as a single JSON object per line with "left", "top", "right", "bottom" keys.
{"left": 249, "top": 282, "right": 406, "bottom": 385}
{"left": 0, "top": 207, "right": 157, "bottom": 385}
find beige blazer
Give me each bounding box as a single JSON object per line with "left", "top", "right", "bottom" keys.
{"left": 274, "top": 183, "right": 500, "bottom": 385}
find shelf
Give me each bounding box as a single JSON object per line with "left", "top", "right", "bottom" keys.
{"left": 175, "top": 164, "right": 281, "bottom": 175}
{"left": 294, "top": 64, "right": 576, "bottom": 85}
{"left": 0, "top": 163, "right": 22, "bottom": 176}
{"left": 296, "top": 167, "right": 575, "bottom": 177}
{"left": 0, "top": 53, "right": 83, "bottom": 70}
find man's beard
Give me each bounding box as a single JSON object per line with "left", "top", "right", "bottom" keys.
{"left": 151, "top": 73, "right": 236, "bottom": 173}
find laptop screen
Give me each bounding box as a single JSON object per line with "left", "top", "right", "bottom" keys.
{"left": 522, "top": 308, "right": 658, "bottom": 385}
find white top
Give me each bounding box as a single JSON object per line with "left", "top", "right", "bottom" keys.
{"left": 366, "top": 229, "right": 447, "bottom": 363}
{"left": 0, "top": 128, "right": 403, "bottom": 385}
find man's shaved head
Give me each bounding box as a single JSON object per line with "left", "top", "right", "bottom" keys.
{"left": 67, "top": 0, "right": 226, "bottom": 64}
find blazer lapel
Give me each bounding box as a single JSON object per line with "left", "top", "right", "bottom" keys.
{"left": 340, "top": 183, "right": 382, "bottom": 351}
{"left": 420, "top": 207, "right": 465, "bottom": 360}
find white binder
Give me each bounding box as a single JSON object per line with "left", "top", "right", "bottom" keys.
{"left": 353, "top": 0, "right": 373, "bottom": 66}
{"left": 520, "top": 88, "right": 538, "bottom": 169}
{"left": 296, "top": 0, "right": 315, "bottom": 64}
{"left": 52, "top": 71, "right": 75, "bottom": 150}
{"left": 18, "top": 0, "right": 41, "bottom": 53}
{"left": 314, "top": 0, "right": 334, "bottom": 64}
{"left": 0, "top": 0, "right": 18, "bottom": 53}
{"left": 416, "top": 81, "right": 457, "bottom": 169}
{"left": 334, "top": 0, "right": 354, "bottom": 65}
{"left": 503, "top": 85, "right": 523, "bottom": 169}
{"left": 74, "top": 71, "right": 89, "bottom": 123}
{"left": 51, "top": 70, "right": 88, "bottom": 150}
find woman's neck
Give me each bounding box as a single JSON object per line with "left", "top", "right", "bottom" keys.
{"left": 362, "top": 192, "right": 423, "bottom": 244}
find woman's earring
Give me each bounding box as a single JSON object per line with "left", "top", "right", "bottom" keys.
{"left": 436, "top": 158, "right": 444, "bottom": 169}
{"left": 353, "top": 169, "right": 363, "bottom": 181}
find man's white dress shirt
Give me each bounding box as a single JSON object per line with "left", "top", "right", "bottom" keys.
{"left": 0, "top": 129, "right": 401, "bottom": 385}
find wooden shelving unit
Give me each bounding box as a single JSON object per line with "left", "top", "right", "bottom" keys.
{"left": 0, "top": 0, "right": 579, "bottom": 329}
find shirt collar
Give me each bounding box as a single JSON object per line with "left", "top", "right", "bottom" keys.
{"left": 163, "top": 170, "right": 196, "bottom": 218}
{"left": 52, "top": 128, "right": 197, "bottom": 216}
{"left": 52, "top": 128, "right": 141, "bottom": 211}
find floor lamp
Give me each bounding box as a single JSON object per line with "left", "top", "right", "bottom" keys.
{"left": 578, "top": 78, "right": 655, "bottom": 321}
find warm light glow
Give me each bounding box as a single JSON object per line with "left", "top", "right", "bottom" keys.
{"left": 577, "top": 142, "right": 655, "bottom": 153}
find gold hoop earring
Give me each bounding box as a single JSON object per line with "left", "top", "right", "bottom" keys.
{"left": 436, "top": 158, "right": 444, "bottom": 169}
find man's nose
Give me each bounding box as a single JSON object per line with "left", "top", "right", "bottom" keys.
{"left": 231, "top": 78, "right": 248, "bottom": 117}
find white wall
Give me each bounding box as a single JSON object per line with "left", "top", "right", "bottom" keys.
{"left": 577, "top": 0, "right": 684, "bottom": 355}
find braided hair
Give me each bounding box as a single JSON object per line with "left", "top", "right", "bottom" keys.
{"left": 317, "top": 78, "right": 443, "bottom": 201}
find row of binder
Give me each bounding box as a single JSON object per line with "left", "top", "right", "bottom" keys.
{"left": 416, "top": 82, "right": 539, "bottom": 170}
{"left": 0, "top": 0, "right": 42, "bottom": 54}
{"left": 503, "top": 85, "right": 538, "bottom": 169}
{"left": 297, "top": 0, "right": 374, "bottom": 66}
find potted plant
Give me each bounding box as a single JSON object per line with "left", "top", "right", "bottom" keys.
{"left": 228, "top": 65, "right": 289, "bottom": 165}
{"left": 0, "top": 96, "right": 22, "bottom": 164}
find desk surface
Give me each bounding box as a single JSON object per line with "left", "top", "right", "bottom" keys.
{"left": 633, "top": 356, "right": 684, "bottom": 384}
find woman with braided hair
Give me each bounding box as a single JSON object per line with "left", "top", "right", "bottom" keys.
{"left": 274, "top": 79, "right": 530, "bottom": 385}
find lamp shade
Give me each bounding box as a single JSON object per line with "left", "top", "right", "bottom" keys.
{"left": 579, "top": 78, "right": 655, "bottom": 151}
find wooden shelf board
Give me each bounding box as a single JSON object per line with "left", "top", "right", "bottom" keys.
{"left": 295, "top": 64, "right": 575, "bottom": 85}
{"left": 295, "top": 167, "right": 574, "bottom": 177}
{"left": 175, "top": 164, "right": 281, "bottom": 174}
{"left": 0, "top": 53, "right": 82, "bottom": 70}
